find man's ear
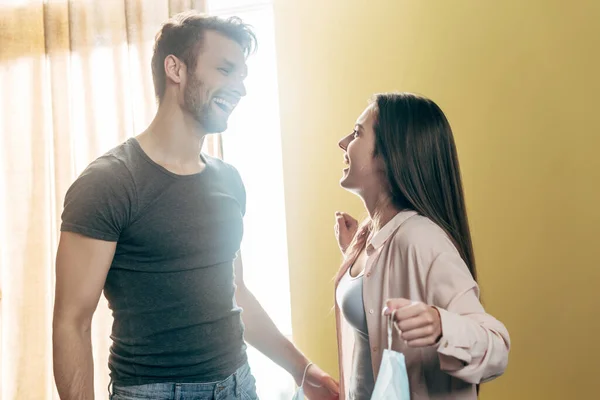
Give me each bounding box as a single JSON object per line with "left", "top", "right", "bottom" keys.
{"left": 164, "top": 55, "right": 185, "bottom": 85}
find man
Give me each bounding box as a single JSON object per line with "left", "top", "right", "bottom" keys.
{"left": 52, "top": 12, "right": 339, "bottom": 400}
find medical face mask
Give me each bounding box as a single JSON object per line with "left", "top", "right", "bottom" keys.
{"left": 370, "top": 310, "right": 411, "bottom": 400}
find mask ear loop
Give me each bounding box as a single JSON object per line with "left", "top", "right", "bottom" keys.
{"left": 386, "top": 308, "right": 403, "bottom": 350}
{"left": 300, "top": 362, "right": 316, "bottom": 389}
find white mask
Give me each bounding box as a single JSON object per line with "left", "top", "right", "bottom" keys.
{"left": 370, "top": 309, "right": 411, "bottom": 399}
{"left": 292, "top": 386, "right": 305, "bottom": 400}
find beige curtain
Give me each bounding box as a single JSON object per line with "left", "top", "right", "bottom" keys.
{"left": 0, "top": 1, "right": 224, "bottom": 399}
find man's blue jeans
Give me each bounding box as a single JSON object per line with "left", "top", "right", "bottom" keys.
{"left": 110, "top": 363, "right": 259, "bottom": 400}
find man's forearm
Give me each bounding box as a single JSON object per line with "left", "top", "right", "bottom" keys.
{"left": 236, "top": 285, "right": 309, "bottom": 385}
{"left": 53, "top": 320, "right": 95, "bottom": 400}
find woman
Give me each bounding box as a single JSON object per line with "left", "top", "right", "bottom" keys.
{"left": 333, "top": 92, "right": 510, "bottom": 399}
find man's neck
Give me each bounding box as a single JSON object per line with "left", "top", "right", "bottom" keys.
{"left": 137, "top": 102, "right": 207, "bottom": 174}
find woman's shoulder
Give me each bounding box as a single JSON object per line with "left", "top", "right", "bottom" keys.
{"left": 392, "top": 213, "right": 457, "bottom": 255}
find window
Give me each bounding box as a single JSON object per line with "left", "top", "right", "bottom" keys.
{"left": 207, "top": 1, "right": 295, "bottom": 398}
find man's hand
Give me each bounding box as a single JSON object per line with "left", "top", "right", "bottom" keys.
{"left": 301, "top": 363, "right": 340, "bottom": 400}
{"left": 385, "top": 298, "right": 442, "bottom": 347}
{"left": 334, "top": 211, "right": 358, "bottom": 254}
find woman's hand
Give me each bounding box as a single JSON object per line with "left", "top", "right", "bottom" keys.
{"left": 334, "top": 211, "right": 358, "bottom": 254}
{"left": 384, "top": 298, "right": 443, "bottom": 347}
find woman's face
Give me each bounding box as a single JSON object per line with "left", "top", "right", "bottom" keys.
{"left": 338, "top": 104, "right": 386, "bottom": 198}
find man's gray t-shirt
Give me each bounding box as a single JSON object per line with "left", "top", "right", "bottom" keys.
{"left": 61, "top": 138, "right": 247, "bottom": 385}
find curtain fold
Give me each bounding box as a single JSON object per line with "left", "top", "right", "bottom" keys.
{"left": 0, "top": 1, "right": 218, "bottom": 398}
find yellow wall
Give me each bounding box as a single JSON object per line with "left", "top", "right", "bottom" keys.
{"left": 273, "top": 1, "right": 600, "bottom": 399}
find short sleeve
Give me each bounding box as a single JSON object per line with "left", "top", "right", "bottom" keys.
{"left": 61, "top": 155, "right": 136, "bottom": 241}
{"left": 228, "top": 164, "right": 246, "bottom": 217}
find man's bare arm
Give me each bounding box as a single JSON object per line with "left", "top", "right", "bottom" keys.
{"left": 233, "top": 253, "right": 309, "bottom": 384}
{"left": 53, "top": 232, "right": 116, "bottom": 400}
{"left": 234, "top": 253, "right": 339, "bottom": 399}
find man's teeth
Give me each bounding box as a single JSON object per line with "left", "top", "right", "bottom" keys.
{"left": 214, "top": 97, "right": 235, "bottom": 109}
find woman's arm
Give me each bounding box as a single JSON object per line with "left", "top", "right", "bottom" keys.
{"left": 426, "top": 251, "right": 510, "bottom": 383}
{"left": 386, "top": 220, "right": 510, "bottom": 385}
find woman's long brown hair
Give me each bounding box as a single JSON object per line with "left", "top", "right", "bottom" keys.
{"left": 347, "top": 92, "right": 477, "bottom": 281}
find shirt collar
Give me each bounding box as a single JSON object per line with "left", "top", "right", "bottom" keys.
{"left": 367, "top": 210, "right": 418, "bottom": 254}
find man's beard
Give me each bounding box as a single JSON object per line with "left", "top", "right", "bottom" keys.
{"left": 183, "top": 74, "right": 228, "bottom": 134}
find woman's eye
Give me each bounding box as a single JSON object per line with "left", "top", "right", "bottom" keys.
{"left": 218, "top": 68, "right": 230, "bottom": 76}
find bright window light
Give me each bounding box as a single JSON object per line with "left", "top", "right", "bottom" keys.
{"left": 208, "top": 1, "right": 295, "bottom": 398}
